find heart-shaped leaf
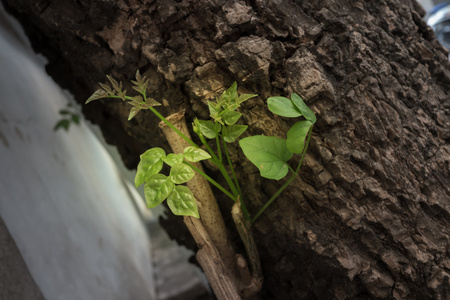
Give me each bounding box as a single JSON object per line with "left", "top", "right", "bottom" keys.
{"left": 267, "top": 96, "right": 302, "bottom": 118}
{"left": 135, "top": 148, "right": 165, "bottom": 187}
{"left": 222, "top": 124, "right": 248, "bottom": 143}
{"left": 239, "top": 136, "right": 293, "bottom": 180}
{"left": 222, "top": 110, "right": 242, "bottom": 125}
{"left": 170, "top": 164, "right": 195, "bottom": 184}
{"left": 144, "top": 174, "right": 174, "bottom": 208}
{"left": 167, "top": 186, "right": 199, "bottom": 218}
{"left": 286, "top": 120, "right": 313, "bottom": 154}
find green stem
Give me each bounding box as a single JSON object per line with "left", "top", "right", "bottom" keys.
{"left": 197, "top": 133, "right": 220, "bottom": 163}
{"left": 295, "top": 127, "right": 313, "bottom": 173}
{"left": 184, "top": 161, "right": 236, "bottom": 201}
{"left": 216, "top": 135, "right": 223, "bottom": 163}
{"left": 144, "top": 106, "right": 198, "bottom": 148}
{"left": 222, "top": 140, "right": 242, "bottom": 196}
{"left": 251, "top": 172, "right": 297, "bottom": 223}
{"left": 252, "top": 127, "right": 313, "bottom": 223}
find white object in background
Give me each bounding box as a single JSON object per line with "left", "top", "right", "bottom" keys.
{"left": 0, "top": 4, "right": 156, "bottom": 300}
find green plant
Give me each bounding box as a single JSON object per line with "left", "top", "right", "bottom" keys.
{"left": 54, "top": 105, "right": 80, "bottom": 131}
{"left": 86, "top": 71, "right": 315, "bottom": 222}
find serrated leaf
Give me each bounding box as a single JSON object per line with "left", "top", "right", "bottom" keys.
{"left": 163, "top": 153, "right": 184, "bottom": 167}
{"left": 170, "top": 164, "right": 195, "bottom": 184}
{"left": 291, "top": 93, "right": 316, "bottom": 124}
{"left": 239, "top": 135, "right": 293, "bottom": 180}
{"left": 184, "top": 146, "right": 211, "bottom": 162}
{"left": 167, "top": 185, "right": 199, "bottom": 218}
{"left": 128, "top": 106, "right": 140, "bottom": 120}
{"left": 86, "top": 89, "right": 109, "bottom": 104}
{"left": 144, "top": 97, "right": 161, "bottom": 107}
{"left": 144, "top": 174, "right": 174, "bottom": 208}
{"left": 107, "top": 75, "right": 122, "bottom": 93}
{"left": 222, "top": 110, "right": 242, "bottom": 125}
{"left": 286, "top": 120, "right": 312, "bottom": 154}
{"left": 267, "top": 96, "right": 302, "bottom": 118}
{"left": 99, "top": 83, "right": 114, "bottom": 95}
{"left": 196, "top": 119, "right": 221, "bottom": 139}
{"left": 135, "top": 148, "right": 166, "bottom": 187}
{"left": 222, "top": 124, "right": 248, "bottom": 143}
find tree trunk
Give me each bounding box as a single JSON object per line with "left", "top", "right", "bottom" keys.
{"left": 3, "top": 0, "right": 449, "bottom": 299}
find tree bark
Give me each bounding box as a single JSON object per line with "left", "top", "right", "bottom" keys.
{"left": 3, "top": 0, "right": 449, "bottom": 299}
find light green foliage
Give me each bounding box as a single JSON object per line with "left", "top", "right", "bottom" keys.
{"left": 239, "top": 136, "right": 293, "bottom": 180}
{"left": 135, "top": 148, "right": 165, "bottom": 187}
{"left": 167, "top": 186, "right": 199, "bottom": 218}
{"left": 86, "top": 71, "right": 316, "bottom": 222}
{"left": 286, "top": 120, "right": 313, "bottom": 154}
{"left": 183, "top": 146, "right": 211, "bottom": 162}
{"left": 240, "top": 93, "right": 315, "bottom": 182}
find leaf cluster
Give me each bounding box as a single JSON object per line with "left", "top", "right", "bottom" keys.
{"left": 134, "top": 146, "right": 211, "bottom": 218}
{"left": 193, "top": 83, "right": 257, "bottom": 143}
{"left": 85, "top": 71, "right": 161, "bottom": 121}
{"left": 54, "top": 108, "right": 80, "bottom": 132}
{"left": 239, "top": 93, "right": 316, "bottom": 180}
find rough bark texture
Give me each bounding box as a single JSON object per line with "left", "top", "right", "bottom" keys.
{"left": 3, "top": 0, "right": 449, "bottom": 299}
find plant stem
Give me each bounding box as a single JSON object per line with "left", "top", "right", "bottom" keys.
{"left": 148, "top": 106, "right": 199, "bottom": 148}
{"left": 251, "top": 128, "right": 313, "bottom": 223}
{"left": 295, "top": 127, "right": 313, "bottom": 173}
{"left": 251, "top": 172, "right": 297, "bottom": 223}
{"left": 216, "top": 135, "right": 223, "bottom": 163}
{"left": 184, "top": 161, "right": 236, "bottom": 201}
{"left": 222, "top": 140, "right": 242, "bottom": 196}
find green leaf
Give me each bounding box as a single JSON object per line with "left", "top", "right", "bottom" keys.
{"left": 170, "top": 164, "right": 195, "bottom": 184}
{"left": 54, "top": 119, "right": 70, "bottom": 131}
{"left": 239, "top": 136, "right": 293, "bottom": 180}
{"left": 286, "top": 120, "right": 313, "bottom": 154}
{"left": 163, "top": 153, "right": 185, "bottom": 166}
{"left": 222, "top": 110, "right": 242, "bottom": 125}
{"left": 144, "top": 174, "right": 174, "bottom": 208}
{"left": 86, "top": 89, "right": 109, "bottom": 104}
{"left": 167, "top": 185, "right": 199, "bottom": 218}
{"left": 71, "top": 114, "right": 80, "bottom": 124}
{"left": 184, "top": 146, "right": 211, "bottom": 162}
{"left": 208, "top": 102, "right": 223, "bottom": 124}
{"left": 267, "top": 96, "right": 302, "bottom": 118}
{"left": 135, "top": 148, "right": 166, "bottom": 187}
{"left": 59, "top": 109, "right": 71, "bottom": 115}
{"left": 222, "top": 124, "right": 248, "bottom": 143}
{"left": 291, "top": 93, "right": 316, "bottom": 124}
{"left": 107, "top": 75, "right": 122, "bottom": 93}
{"left": 128, "top": 106, "right": 140, "bottom": 120}
{"left": 195, "top": 119, "right": 221, "bottom": 139}
{"left": 99, "top": 83, "right": 114, "bottom": 95}
{"left": 237, "top": 93, "right": 258, "bottom": 104}
{"left": 221, "top": 82, "right": 238, "bottom": 105}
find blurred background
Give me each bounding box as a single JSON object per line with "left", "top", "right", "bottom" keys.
{"left": 0, "top": 1, "right": 448, "bottom": 300}
{"left": 0, "top": 3, "right": 210, "bottom": 300}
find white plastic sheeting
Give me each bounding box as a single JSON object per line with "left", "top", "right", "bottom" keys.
{"left": 0, "top": 4, "right": 156, "bottom": 300}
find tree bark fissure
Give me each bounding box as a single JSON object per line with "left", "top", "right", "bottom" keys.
{"left": 3, "top": 0, "right": 449, "bottom": 299}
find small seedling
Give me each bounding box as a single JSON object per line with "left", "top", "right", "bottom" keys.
{"left": 86, "top": 71, "right": 315, "bottom": 222}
